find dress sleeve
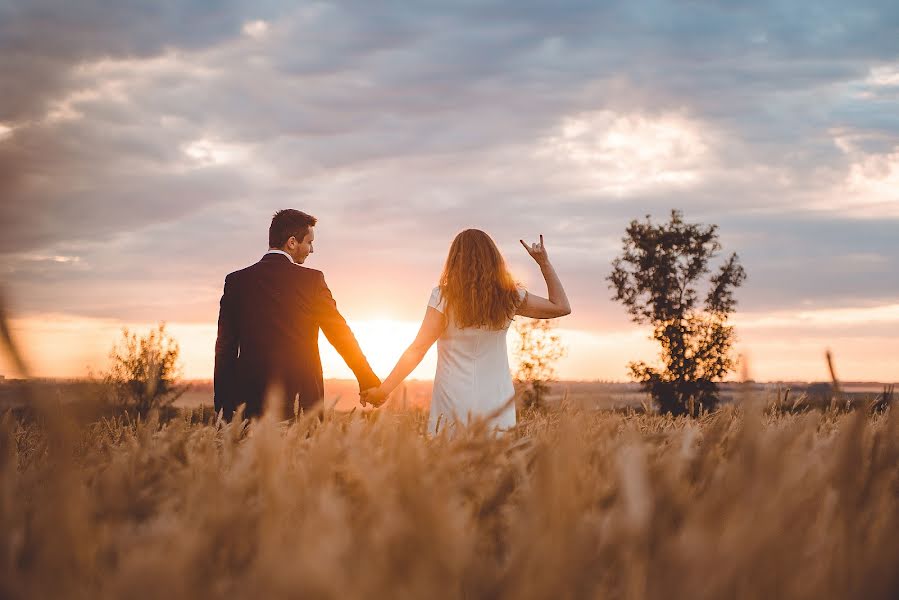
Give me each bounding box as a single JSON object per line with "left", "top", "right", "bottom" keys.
{"left": 428, "top": 286, "right": 447, "bottom": 314}
{"left": 517, "top": 285, "right": 528, "bottom": 305}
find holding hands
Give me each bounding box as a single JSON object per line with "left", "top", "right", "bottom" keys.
{"left": 360, "top": 386, "right": 388, "bottom": 408}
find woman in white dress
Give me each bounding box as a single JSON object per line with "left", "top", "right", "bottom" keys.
{"left": 361, "top": 229, "right": 571, "bottom": 433}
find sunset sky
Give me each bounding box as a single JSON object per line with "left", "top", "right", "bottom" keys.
{"left": 1, "top": 1, "right": 898, "bottom": 383}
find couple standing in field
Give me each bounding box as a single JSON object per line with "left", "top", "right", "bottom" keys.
{"left": 214, "top": 209, "right": 571, "bottom": 433}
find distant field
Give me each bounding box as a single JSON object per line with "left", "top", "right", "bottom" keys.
{"left": 2, "top": 378, "right": 895, "bottom": 415}
{"left": 171, "top": 379, "right": 644, "bottom": 411}
{"left": 139, "top": 379, "right": 897, "bottom": 412}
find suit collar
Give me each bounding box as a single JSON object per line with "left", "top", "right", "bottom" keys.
{"left": 262, "top": 250, "right": 294, "bottom": 264}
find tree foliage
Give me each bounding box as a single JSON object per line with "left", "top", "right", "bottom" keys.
{"left": 103, "top": 323, "right": 187, "bottom": 418}
{"left": 608, "top": 210, "right": 746, "bottom": 415}
{"left": 513, "top": 318, "right": 567, "bottom": 409}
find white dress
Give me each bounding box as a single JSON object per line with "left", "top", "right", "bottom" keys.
{"left": 426, "top": 286, "right": 525, "bottom": 435}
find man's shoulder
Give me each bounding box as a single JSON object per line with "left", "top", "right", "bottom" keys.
{"left": 286, "top": 265, "right": 325, "bottom": 284}
{"left": 224, "top": 262, "right": 259, "bottom": 282}
{"left": 224, "top": 261, "right": 325, "bottom": 286}
{"left": 294, "top": 265, "right": 324, "bottom": 278}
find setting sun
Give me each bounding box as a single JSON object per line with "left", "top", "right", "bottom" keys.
{"left": 319, "top": 318, "right": 437, "bottom": 381}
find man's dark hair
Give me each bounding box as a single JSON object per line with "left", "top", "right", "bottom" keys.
{"left": 269, "top": 209, "right": 317, "bottom": 248}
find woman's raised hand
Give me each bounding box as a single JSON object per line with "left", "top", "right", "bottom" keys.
{"left": 520, "top": 234, "right": 549, "bottom": 266}
{"left": 515, "top": 234, "right": 571, "bottom": 318}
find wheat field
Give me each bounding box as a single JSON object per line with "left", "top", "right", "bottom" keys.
{"left": 2, "top": 399, "right": 898, "bottom": 599}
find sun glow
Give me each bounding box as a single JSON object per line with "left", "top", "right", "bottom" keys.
{"left": 0, "top": 315, "right": 440, "bottom": 382}
{"left": 2, "top": 313, "right": 896, "bottom": 385}
{"left": 319, "top": 319, "right": 437, "bottom": 381}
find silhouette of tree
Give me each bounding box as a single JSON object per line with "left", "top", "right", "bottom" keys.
{"left": 608, "top": 210, "right": 746, "bottom": 416}
{"left": 104, "top": 323, "right": 187, "bottom": 418}
{"left": 513, "top": 318, "right": 566, "bottom": 409}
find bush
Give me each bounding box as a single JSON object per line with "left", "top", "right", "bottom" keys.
{"left": 102, "top": 323, "right": 187, "bottom": 418}
{"left": 512, "top": 318, "right": 566, "bottom": 409}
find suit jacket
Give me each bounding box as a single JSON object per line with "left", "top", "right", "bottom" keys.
{"left": 214, "top": 253, "right": 379, "bottom": 420}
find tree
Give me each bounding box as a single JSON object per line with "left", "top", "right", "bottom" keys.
{"left": 103, "top": 323, "right": 187, "bottom": 418}
{"left": 608, "top": 210, "right": 746, "bottom": 416}
{"left": 513, "top": 318, "right": 567, "bottom": 409}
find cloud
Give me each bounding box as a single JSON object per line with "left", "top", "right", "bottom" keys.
{"left": 0, "top": 0, "right": 285, "bottom": 121}
{"left": 737, "top": 303, "right": 899, "bottom": 329}
{"left": 1, "top": 0, "right": 898, "bottom": 381}
{"left": 181, "top": 137, "right": 253, "bottom": 167}
{"left": 242, "top": 20, "right": 270, "bottom": 39}
{"left": 537, "top": 110, "right": 713, "bottom": 195}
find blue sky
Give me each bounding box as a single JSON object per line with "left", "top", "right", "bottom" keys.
{"left": 1, "top": 1, "right": 897, "bottom": 381}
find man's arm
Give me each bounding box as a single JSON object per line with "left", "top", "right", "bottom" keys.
{"left": 214, "top": 275, "right": 239, "bottom": 420}
{"left": 313, "top": 272, "right": 380, "bottom": 391}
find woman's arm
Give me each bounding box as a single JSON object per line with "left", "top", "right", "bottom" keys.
{"left": 362, "top": 306, "right": 446, "bottom": 406}
{"left": 516, "top": 235, "right": 572, "bottom": 319}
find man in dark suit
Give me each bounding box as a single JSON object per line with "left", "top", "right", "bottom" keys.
{"left": 214, "top": 209, "right": 380, "bottom": 421}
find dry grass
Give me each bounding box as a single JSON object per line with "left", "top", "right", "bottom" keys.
{"left": 1, "top": 400, "right": 898, "bottom": 599}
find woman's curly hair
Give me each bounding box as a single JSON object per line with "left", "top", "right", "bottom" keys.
{"left": 439, "top": 229, "right": 521, "bottom": 330}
